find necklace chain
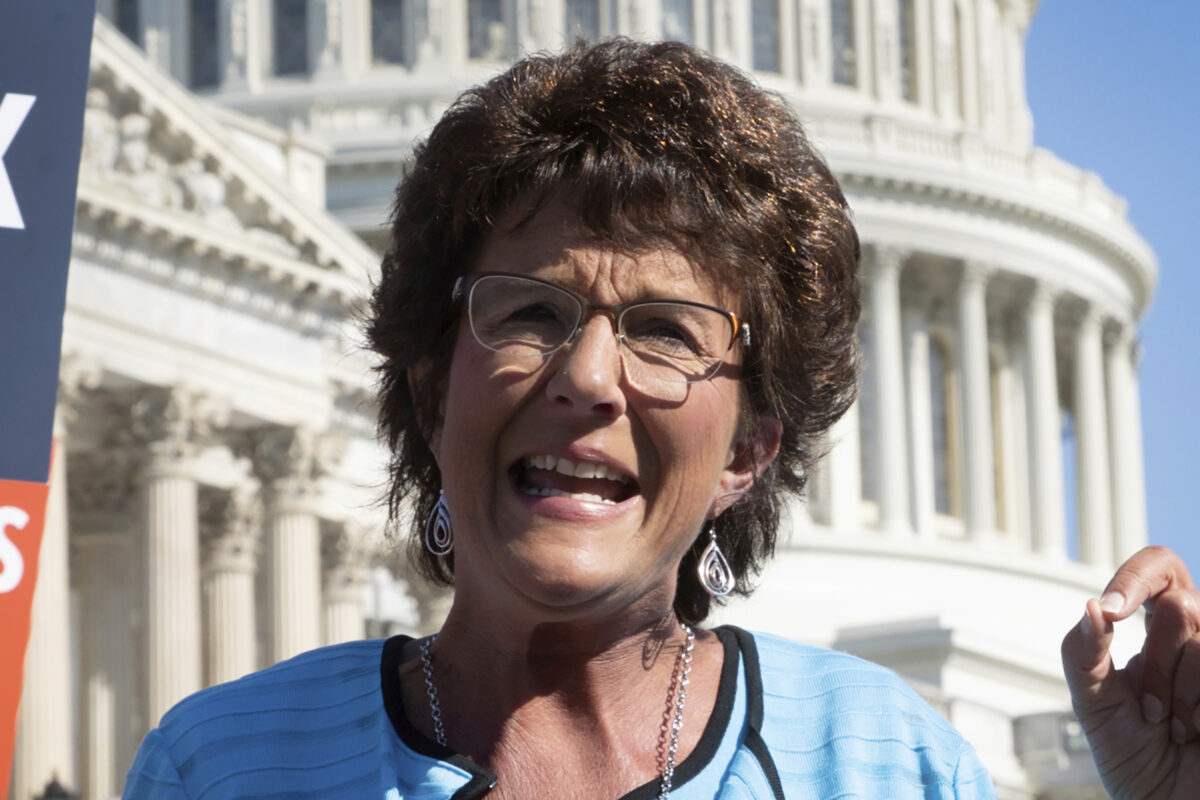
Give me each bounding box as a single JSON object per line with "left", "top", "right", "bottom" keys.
{"left": 419, "top": 622, "right": 696, "bottom": 798}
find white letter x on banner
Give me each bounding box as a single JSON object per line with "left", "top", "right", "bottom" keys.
{"left": 0, "top": 93, "right": 37, "bottom": 231}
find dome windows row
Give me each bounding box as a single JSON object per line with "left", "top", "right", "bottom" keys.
{"left": 100, "top": 0, "right": 1031, "bottom": 146}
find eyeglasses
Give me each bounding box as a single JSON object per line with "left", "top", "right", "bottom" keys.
{"left": 452, "top": 272, "right": 750, "bottom": 394}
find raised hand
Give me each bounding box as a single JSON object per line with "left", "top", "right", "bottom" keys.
{"left": 1061, "top": 546, "right": 1200, "bottom": 799}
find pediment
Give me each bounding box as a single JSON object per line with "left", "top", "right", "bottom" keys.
{"left": 79, "top": 17, "right": 379, "bottom": 301}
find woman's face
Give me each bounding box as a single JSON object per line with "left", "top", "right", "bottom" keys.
{"left": 427, "top": 205, "right": 765, "bottom": 624}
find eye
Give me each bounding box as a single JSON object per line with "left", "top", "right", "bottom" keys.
{"left": 506, "top": 301, "right": 567, "bottom": 325}
{"left": 625, "top": 315, "right": 705, "bottom": 354}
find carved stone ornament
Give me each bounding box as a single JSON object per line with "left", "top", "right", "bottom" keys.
{"left": 113, "top": 385, "right": 231, "bottom": 464}
{"left": 200, "top": 485, "right": 262, "bottom": 574}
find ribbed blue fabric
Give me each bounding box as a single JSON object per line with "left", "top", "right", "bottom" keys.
{"left": 122, "top": 630, "right": 997, "bottom": 799}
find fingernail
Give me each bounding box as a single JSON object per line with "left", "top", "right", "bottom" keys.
{"left": 1079, "top": 609, "right": 1092, "bottom": 637}
{"left": 1142, "top": 693, "right": 1166, "bottom": 724}
{"left": 1171, "top": 718, "right": 1188, "bottom": 744}
{"left": 1099, "top": 592, "right": 1125, "bottom": 614}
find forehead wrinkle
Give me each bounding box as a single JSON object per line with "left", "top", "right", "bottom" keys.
{"left": 484, "top": 203, "right": 738, "bottom": 308}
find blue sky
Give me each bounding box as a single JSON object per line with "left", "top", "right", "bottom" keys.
{"left": 1025, "top": 1, "right": 1199, "bottom": 577}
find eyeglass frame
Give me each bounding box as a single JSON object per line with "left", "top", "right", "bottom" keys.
{"left": 450, "top": 271, "right": 752, "bottom": 383}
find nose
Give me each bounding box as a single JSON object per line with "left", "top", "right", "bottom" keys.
{"left": 545, "top": 314, "right": 627, "bottom": 418}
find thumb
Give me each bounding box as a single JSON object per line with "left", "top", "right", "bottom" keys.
{"left": 1062, "top": 597, "right": 1120, "bottom": 721}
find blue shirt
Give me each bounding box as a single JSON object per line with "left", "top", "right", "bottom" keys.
{"left": 123, "top": 626, "right": 997, "bottom": 799}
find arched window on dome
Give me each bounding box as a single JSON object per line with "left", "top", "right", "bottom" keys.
{"left": 897, "top": 0, "right": 916, "bottom": 102}
{"left": 830, "top": 0, "right": 857, "bottom": 86}
{"left": 752, "top": 0, "right": 781, "bottom": 73}
{"left": 929, "top": 335, "right": 955, "bottom": 517}
{"left": 858, "top": 317, "right": 879, "bottom": 507}
{"left": 372, "top": 0, "right": 411, "bottom": 66}
{"left": 468, "top": 0, "right": 507, "bottom": 59}
{"left": 1060, "top": 406, "right": 1080, "bottom": 559}
{"left": 565, "top": 0, "right": 601, "bottom": 41}
{"left": 661, "top": 0, "right": 694, "bottom": 43}
{"left": 273, "top": 0, "right": 309, "bottom": 75}
{"left": 115, "top": 0, "right": 140, "bottom": 45}
{"left": 189, "top": 0, "right": 219, "bottom": 89}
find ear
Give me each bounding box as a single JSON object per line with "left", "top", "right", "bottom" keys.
{"left": 709, "top": 415, "right": 782, "bottom": 518}
{"left": 407, "top": 361, "right": 444, "bottom": 463}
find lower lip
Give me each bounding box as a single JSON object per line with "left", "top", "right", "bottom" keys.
{"left": 508, "top": 472, "right": 641, "bottom": 522}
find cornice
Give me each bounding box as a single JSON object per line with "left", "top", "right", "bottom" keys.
{"left": 73, "top": 189, "right": 362, "bottom": 334}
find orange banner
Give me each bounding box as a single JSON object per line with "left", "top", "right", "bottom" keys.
{"left": 0, "top": 455, "right": 52, "bottom": 799}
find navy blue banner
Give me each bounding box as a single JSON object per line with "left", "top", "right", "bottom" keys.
{"left": 0, "top": 2, "right": 96, "bottom": 483}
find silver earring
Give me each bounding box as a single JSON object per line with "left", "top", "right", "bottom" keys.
{"left": 424, "top": 490, "right": 453, "bottom": 556}
{"left": 698, "top": 522, "right": 735, "bottom": 597}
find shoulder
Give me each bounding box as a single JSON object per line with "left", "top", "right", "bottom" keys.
{"left": 125, "top": 639, "right": 394, "bottom": 799}
{"left": 730, "top": 629, "right": 995, "bottom": 799}
{"left": 158, "top": 638, "right": 388, "bottom": 738}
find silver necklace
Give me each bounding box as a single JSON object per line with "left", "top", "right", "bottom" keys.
{"left": 419, "top": 622, "right": 696, "bottom": 798}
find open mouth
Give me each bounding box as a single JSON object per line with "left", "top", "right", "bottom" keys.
{"left": 513, "top": 455, "right": 639, "bottom": 505}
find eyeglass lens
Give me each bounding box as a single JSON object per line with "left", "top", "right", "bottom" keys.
{"left": 466, "top": 274, "right": 735, "bottom": 390}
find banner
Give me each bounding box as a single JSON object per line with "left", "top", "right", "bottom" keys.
{"left": 0, "top": 457, "right": 52, "bottom": 797}
{"left": 1, "top": 1, "right": 96, "bottom": 796}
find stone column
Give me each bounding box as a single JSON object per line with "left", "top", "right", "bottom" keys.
{"left": 201, "top": 485, "right": 261, "bottom": 685}
{"left": 1105, "top": 324, "right": 1147, "bottom": 562}
{"left": 311, "top": 0, "right": 344, "bottom": 77}
{"left": 248, "top": 428, "right": 340, "bottom": 664}
{"left": 77, "top": 530, "right": 135, "bottom": 799}
{"left": 903, "top": 302, "right": 936, "bottom": 539}
{"left": 322, "top": 522, "right": 369, "bottom": 645}
{"left": 70, "top": 448, "right": 139, "bottom": 800}
{"left": 1023, "top": 282, "right": 1066, "bottom": 558}
{"left": 1074, "top": 306, "right": 1114, "bottom": 568}
{"left": 866, "top": 248, "right": 911, "bottom": 534}
{"left": 825, "top": 400, "right": 863, "bottom": 531}
{"left": 220, "top": 0, "right": 266, "bottom": 91}
{"left": 956, "top": 262, "right": 996, "bottom": 538}
{"left": 132, "top": 387, "right": 225, "bottom": 725}
{"left": 11, "top": 413, "right": 76, "bottom": 799}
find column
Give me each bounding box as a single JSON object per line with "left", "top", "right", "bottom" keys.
{"left": 871, "top": 0, "right": 899, "bottom": 102}
{"left": 904, "top": 303, "right": 936, "bottom": 539}
{"left": 311, "top": 0, "right": 345, "bottom": 77}
{"left": 11, "top": 415, "right": 75, "bottom": 799}
{"left": 220, "top": 0, "right": 266, "bottom": 91}
{"left": 202, "top": 486, "right": 260, "bottom": 685}
{"left": 1105, "top": 324, "right": 1148, "bottom": 562}
{"left": 133, "top": 386, "right": 225, "bottom": 725}
{"left": 866, "top": 248, "right": 911, "bottom": 534}
{"left": 142, "top": 446, "right": 203, "bottom": 723}
{"left": 1074, "top": 306, "right": 1113, "bottom": 568}
{"left": 323, "top": 523, "right": 369, "bottom": 645}
{"left": 248, "top": 427, "right": 335, "bottom": 664}
{"left": 67, "top": 441, "right": 141, "bottom": 800}
{"left": 956, "top": 262, "right": 996, "bottom": 538}
{"left": 914, "top": 0, "right": 935, "bottom": 109}
{"left": 825, "top": 400, "right": 863, "bottom": 531}
{"left": 1023, "top": 282, "right": 1066, "bottom": 558}
{"left": 77, "top": 530, "right": 135, "bottom": 800}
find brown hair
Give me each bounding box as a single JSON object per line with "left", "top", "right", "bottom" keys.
{"left": 367, "top": 38, "right": 861, "bottom": 624}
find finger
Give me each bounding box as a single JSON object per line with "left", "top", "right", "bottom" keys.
{"left": 1098, "top": 546, "right": 1195, "bottom": 623}
{"left": 1139, "top": 587, "right": 1200, "bottom": 731}
{"left": 1062, "top": 597, "right": 1120, "bottom": 723}
{"left": 1170, "top": 631, "right": 1200, "bottom": 743}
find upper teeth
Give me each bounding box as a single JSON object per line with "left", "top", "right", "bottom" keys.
{"left": 523, "top": 455, "right": 631, "bottom": 483}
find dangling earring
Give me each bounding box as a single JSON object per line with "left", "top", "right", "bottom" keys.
{"left": 698, "top": 522, "right": 735, "bottom": 597}
{"left": 424, "top": 490, "right": 453, "bottom": 556}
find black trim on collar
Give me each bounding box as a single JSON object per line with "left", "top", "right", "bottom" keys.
{"left": 617, "top": 626, "right": 740, "bottom": 800}
{"left": 727, "top": 627, "right": 785, "bottom": 800}
{"left": 379, "top": 627, "right": 746, "bottom": 799}
{"left": 380, "top": 635, "right": 498, "bottom": 797}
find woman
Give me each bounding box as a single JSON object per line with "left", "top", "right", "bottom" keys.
{"left": 123, "top": 39, "right": 1198, "bottom": 799}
